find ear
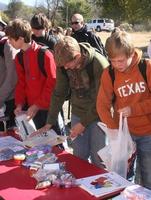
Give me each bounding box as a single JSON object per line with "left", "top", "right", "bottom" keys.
{"left": 19, "top": 36, "right": 24, "bottom": 42}
{"left": 75, "top": 53, "right": 81, "bottom": 59}
{"left": 81, "top": 21, "right": 84, "bottom": 26}
{"left": 130, "top": 50, "right": 135, "bottom": 58}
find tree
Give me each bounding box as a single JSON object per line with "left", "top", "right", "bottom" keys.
{"left": 61, "top": 0, "right": 92, "bottom": 27}
{"left": 45, "top": 0, "right": 62, "bottom": 26}
{"left": 95, "top": 0, "right": 151, "bottom": 25}
{"left": 5, "top": 0, "right": 35, "bottom": 21}
{"left": 0, "top": 11, "right": 9, "bottom": 24}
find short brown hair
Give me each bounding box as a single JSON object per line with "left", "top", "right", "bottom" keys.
{"left": 5, "top": 18, "right": 32, "bottom": 43}
{"left": 30, "top": 13, "right": 51, "bottom": 31}
{"left": 54, "top": 36, "right": 80, "bottom": 66}
{"left": 105, "top": 29, "right": 134, "bottom": 58}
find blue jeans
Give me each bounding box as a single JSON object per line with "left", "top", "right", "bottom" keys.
{"left": 70, "top": 114, "right": 105, "bottom": 168}
{"left": 132, "top": 134, "right": 151, "bottom": 189}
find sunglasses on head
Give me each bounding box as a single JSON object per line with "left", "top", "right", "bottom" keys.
{"left": 71, "top": 21, "right": 80, "bottom": 25}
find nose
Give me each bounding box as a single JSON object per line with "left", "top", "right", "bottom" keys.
{"left": 64, "top": 65, "right": 70, "bottom": 69}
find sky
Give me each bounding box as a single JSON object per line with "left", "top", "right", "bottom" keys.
{"left": 0, "top": 0, "right": 42, "bottom": 7}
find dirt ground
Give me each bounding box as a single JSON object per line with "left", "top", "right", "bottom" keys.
{"left": 97, "top": 31, "right": 151, "bottom": 49}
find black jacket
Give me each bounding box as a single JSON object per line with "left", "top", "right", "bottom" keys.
{"left": 32, "top": 33, "right": 57, "bottom": 51}
{"left": 72, "top": 25, "right": 107, "bottom": 57}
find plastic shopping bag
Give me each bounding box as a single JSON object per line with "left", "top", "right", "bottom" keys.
{"left": 97, "top": 113, "right": 136, "bottom": 178}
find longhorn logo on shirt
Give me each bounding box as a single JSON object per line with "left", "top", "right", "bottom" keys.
{"left": 117, "top": 81, "right": 146, "bottom": 97}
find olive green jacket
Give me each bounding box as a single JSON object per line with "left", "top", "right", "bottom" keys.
{"left": 47, "top": 42, "right": 109, "bottom": 127}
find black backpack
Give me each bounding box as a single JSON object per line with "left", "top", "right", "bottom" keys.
{"left": 16, "top": 46, "right": 49, "bottom": 77}
{"left": 108, "top": 59, "right": 148, "bottom": 103}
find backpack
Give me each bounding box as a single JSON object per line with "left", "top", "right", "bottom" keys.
{"left": 16, "top": 46, "right": 49, "bottom": 77}
{"left": 108, "top": 59, "right": 147, "bottom": 103}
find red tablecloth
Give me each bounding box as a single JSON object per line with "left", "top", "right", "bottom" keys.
{"left": 0, "top": 145, "right": 108, "bottom": 200}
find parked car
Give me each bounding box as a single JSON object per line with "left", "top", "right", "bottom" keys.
{"left": 86, "top": 18, "right": 115, "bottom": 32}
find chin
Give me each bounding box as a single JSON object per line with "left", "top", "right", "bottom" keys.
{"left": 117, "top": 68, "right": 125, "bottom": 72}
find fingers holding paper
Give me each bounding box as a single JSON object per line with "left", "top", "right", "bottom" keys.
{"left": 26, "top": 104, "right": 40, "bottom": 120}
{"left": 29, "top": 123, "right": 52, "bottom": 137}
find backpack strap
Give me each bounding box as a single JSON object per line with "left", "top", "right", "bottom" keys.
{"left": 37, "top": 46, "right": 48, "bottom": 77}
{"left": 108, "top": 64, "right": 115, "bottom": 85}
{"left": 84, "top": 46, "right": 96, "bottom": 87}
{"left": 108, "top": 64, "right": 116, "bottom": 104}
{"left": 138, "top": 59, "right": 147, "bottom": 84}
{"left": 17, "top": 50, "right": 24, "bottom": 67}
{"left": 17, "top": 47, "right": 48, "bottom": 77}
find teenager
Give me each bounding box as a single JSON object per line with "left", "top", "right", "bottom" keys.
{"left": 97, "top": 29, "right": 151, "bottom": 189}
{"left": 33, "top": 36, "right": 109, "bottom": 168}
{"left": 5, "top": 19, "right": 56, "bottom": 129}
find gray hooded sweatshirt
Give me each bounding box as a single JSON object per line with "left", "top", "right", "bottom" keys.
{"left": 0, "top": 40, "right": 18, "bottom": 108}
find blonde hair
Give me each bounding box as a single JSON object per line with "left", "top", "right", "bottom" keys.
{"left": 105, "top": 29, "right": 134, "bottom": 58}
{"left": 54, "top": 36, "right": 80, "bottom": 66}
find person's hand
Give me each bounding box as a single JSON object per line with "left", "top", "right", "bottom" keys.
{"left": 69, "top": 122, "right": 85, "bottom": 139}
{"left": 26, "top": 104, "right": 39, "bottom": 120}
{"left": 118, "top": 106, "right": 131, "bottom": 117}
{"left": 29, "top": 123, "right": 52, "bottom": 137}
{"left": 14, "top": 104, "right": 22, "bottom": 116}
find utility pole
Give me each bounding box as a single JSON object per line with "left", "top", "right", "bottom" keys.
{"left": 66, "top": 0, "right": 69, "bottom": 27}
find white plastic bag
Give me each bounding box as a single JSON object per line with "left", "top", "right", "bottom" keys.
{"left": 98, "top": 113, "right": 136, "bottom": 178}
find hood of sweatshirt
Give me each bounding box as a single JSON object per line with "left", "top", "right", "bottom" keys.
{"left": 129, "top": 48, "right": 142, "bottom": 69}
{"left": 79, "top": 42, "right": 96, "bottom": 66}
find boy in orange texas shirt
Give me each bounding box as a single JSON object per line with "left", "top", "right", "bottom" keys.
{"left": 97, "top": 29, "right": 151, "bottom": 189}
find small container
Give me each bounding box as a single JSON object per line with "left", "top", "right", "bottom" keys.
{"left": 13, "top": 153, "right": 26, "bottom": 165}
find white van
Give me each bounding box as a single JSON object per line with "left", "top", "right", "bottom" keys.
{"left": 86, "top": 18, "right": 114, "bottom": 32}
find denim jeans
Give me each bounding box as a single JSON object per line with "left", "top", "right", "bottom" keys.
{"left": 70, "top": 114, "right": 105, "bottom": 168}
{"left": 131, "top": 134, "right": 151, "bottom": 189}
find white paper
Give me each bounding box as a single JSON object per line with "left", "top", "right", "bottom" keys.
{"left": 23, "top": 129, "right": 67, "bottom": 147}
{"left": 15, "top": 114, "right": 36, "bottom": 140}
{"left": 76, "top": 172, "right": 133, "bottom": 198}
